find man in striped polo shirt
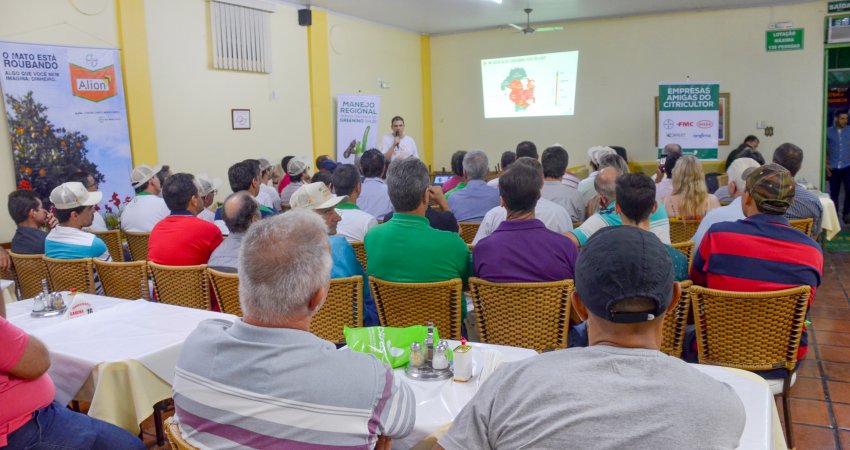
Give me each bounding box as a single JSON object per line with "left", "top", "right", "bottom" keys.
{"left": 173, "top": 209, "right": 415, "bottom": 449}
{"left": 690, "top": 164, "right": 823, "bottom": 365}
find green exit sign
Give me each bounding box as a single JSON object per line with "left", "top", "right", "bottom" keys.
{"left": 766, "top": 28, "right": 804, "bottom": 52}
{"left": 830, "top": 1, "right": 850, "bottom": 13}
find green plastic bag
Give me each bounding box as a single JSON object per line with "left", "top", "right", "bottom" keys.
{"left": 344, "top": 325, "right": 441, "bottom": 368}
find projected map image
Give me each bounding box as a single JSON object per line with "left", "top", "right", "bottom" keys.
{"left": 482, "top": 51, "right": 579, "bottom": 118}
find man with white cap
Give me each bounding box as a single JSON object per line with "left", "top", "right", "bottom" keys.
{"left": 120, "top": 163, "right": 170, "bottom": 232}
{"left": 44, "top": 182, "right": 110, "bottom": 261}
{"left": 257, "top": 158, "right": 281, "bottom": 212}
{"left": 290, "top": 182, "right": 378, "bottom": 325}
{"left": 195, "top": 173, "right": 222, "bottom": 224}
{"left": 577, "top": 146, "right": 617, "bottom": 204}
{"left": 280, "top": 157, "right": 311, "bottom": 208}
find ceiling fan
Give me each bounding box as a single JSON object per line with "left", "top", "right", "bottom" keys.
{"left": 508, "top": 8, "right": 563, "bottom": 35}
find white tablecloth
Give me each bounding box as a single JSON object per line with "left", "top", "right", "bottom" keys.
{"left": 819, "top": 193, "right": 840, "bottom": 240}
{"left": 395, "top": 346, "right": 779, "bottom": 450}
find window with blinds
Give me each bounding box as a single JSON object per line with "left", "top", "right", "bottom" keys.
{"left": 209, "top": 0, "right": 275, "bottom": 73}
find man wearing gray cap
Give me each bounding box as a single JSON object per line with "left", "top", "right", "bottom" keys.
{"left": 120, "top": 163, "right": 170, "bottom": 232}
{"left": 45, "top": 182, "right": 110, "bottom": 261}
{"left": 195, "top": 173, "right": 222, "bottom": 224}
{"left": 280, "top": 157, "right": 311, "bottom": 207}
{"left": 438, "top": 226, "right": 745, "bottom": 450}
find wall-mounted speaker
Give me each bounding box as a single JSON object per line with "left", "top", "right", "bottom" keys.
{"left": 298, "top": 9, "right": 312, "bottom": 26}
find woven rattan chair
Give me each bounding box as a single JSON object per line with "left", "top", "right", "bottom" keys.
{"left": 164, "top": 417, "right": 199, "bottom": 450}
{"left": 312, "top": 275, "right": 363, "bottom": 344}
{"left": 660, "top": 280, "right": 692, "bottom": 358}
{"left": 670, "top": 240, "right": 695, "bottom": 270}
{"left": 669, "top": 217, "right": 701, "bottom": 244}
{"left": 93, "top": 260, "right": 149, "bottom": 300}
{"left": 458, "top": 222, "right": 480, "bottom": 244}
{"left": 43, "top": 256, "right": 95, "bottom": 294}
{"left": 469, "top": 277, "right": 573, "bottom": 352}
{"left": 369, "top": 277, "right": 463, "bottom": 340}
{"left": 789, "top": 218, "right": 814, "bottom": 237}
{"left": 0, "top": 264, "right": 17, "bottom": 297}
{"left": 148, "top": 262, "right": 211, "bottom": 310}
{"left": 208, "top": 268, "right": 241, "bottom": 316}
{"left": 9, "top": 251, "right": 49, "bottom": 298}
{"left": 124, "top": 231, "right": 150, "bottom": 261}
{"left": 90, "top": 229, "right": 124, "bottom": 262}
{"left": 351, "top": 241, "right": 368, "bottom": 271}
{"left": 689, "top": 284, "right": 812, "bottom": 448}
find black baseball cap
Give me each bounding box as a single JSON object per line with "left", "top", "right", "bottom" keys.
{"left": 575, "top": 226, "right": 675, "bottom": 323}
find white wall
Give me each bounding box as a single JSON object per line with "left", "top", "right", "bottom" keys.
{"left": 431, "top": 2, "right": 826, "bottom": 184}
{"left": 0, "top": 0, "right": 120, "bottom": 241}
{"left": 144, "top": 0, "right": 313, "bottom": 195}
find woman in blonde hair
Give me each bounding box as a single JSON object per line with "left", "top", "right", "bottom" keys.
{"left": 662, "top": 155, "right": 720, "bottom": 219}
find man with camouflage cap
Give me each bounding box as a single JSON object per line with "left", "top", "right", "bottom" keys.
{"left": 691, "top": 163, "right": 823, "bottom": 367}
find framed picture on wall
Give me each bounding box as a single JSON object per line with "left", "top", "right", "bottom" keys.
{"left": 232, "top": 109, "right": 251, "bottom": 130}
{"left": 654, "top": 92, "right": 731, "bottom": 146}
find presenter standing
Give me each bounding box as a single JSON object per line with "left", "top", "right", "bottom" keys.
{"left": 381, "top": 116, "right": 418, "bottom": 161}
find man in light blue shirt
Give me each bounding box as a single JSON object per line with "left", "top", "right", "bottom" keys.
{"left": 355, "top": 149, "right": 393, "bottom": 221}
{"left": 827, "top": 110, "right": 850, "bottom": 221}
{"left": 691, "top": 157, "right": 760, "bottom": 249}
{"left": 447, "top": 151, "right": 499, "bottom": 222}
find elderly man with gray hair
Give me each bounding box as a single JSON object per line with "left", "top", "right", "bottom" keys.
{"left": 578, "top": 146, "right": 617, "bottom": 204}
{"left": 173, "top": 210, "right": 416, "bottom": 449}
{"left": 446, "top": 150, "right": 499, "bottom": 222}
{"left": 207, "top": 191, "right": 260, "bottom": 272}
{"left": 691, "top": 157, "right": 761, "bottom": 249}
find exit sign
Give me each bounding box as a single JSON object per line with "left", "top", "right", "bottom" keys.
{"left": 830, "top": 1, "right": 850, "bottom": 13}
{"left": 766, "top": 28, "right": 804, "bottom": 52}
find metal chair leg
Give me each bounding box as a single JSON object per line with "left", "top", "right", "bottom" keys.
{"left": 782, "top": 376, "right": 794, "bottom": 449}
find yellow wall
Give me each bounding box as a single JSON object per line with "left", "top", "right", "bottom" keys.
{"left": 0, "top": 0, "right": 120, "bottom": 241}
{"left": 326, "top": 14, "right": 426, "bottom": 167}
{"left": 431, "top": 3, "right": 826, "bottom": 184}
{"left": 144, "top": 0, "right": 313, "bottom": 193}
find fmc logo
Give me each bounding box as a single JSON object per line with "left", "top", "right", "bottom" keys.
{"left": 697, "top": 120, "right": 714, "bottom": 129}
{"left": 69, "top": 64, "right": 116, "bottom": 102}
{"left": 677, "top": 122, "right": 694, "bottom": 127}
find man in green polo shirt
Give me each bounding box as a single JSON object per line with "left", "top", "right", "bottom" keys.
{"left": 365, "top": 158, "right": 471, "bottom": 285}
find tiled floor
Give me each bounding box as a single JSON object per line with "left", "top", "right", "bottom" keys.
{"left": 135, "top": 250, "right": 850, "bottom": 449}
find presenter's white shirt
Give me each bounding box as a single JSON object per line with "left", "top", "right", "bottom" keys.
{"left": 472, "top": 198, "right": 573, "bottom": 245}
{"left": 120, "top": 194, "right": 170, "bottom": 232}
{"left": 381, "top": 135, "right": 418, "bottom": 160}
{"left": 335, "top": 205, "right": 378, "bottom": 243}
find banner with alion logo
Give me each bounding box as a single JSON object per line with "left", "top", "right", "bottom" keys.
{"left": 658, "top": 83, "right": 719, "bottom": 159}
{"left": 0, "top": 42, "right": 133, "bottom": 215}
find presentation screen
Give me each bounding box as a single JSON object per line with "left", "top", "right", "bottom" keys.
{"left": 481, "top": 51, "right": 579, "bottom": 119}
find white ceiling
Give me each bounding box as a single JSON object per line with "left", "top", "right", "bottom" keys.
{"left": 283, "top": 0, "right": 818, "bottom": 35}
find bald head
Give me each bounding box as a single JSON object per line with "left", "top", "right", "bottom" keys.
{"left": 222, "top": 191, "right": 260, "bottom": 233}
{"left": 595, "top": 167, "right": 622, "bottom": 201}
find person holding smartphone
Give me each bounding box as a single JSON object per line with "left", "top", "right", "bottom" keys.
{"left": 381, "top": 115, "right": 418, "bottom": 161}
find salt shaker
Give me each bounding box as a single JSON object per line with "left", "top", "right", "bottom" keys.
{"left": 32, "top": 293, "right": 45, "bottom": 312}
{"left": 51, "top": 292, "right": 64, "bottom": 310}
{"left": 409, "top": 342, "right": 425, "bottom": 368}
{"left": 432, "top": 340, "right": 449, "bottom": 370}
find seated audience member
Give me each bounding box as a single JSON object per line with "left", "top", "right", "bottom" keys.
{"left": 216, "top": 160, "right": 275, "bottom": 223}
{"left": 515, "top": 140, "right": 538, "bottom": 160}
{"left": 121, "top": 163, "right": 170, "bottom": 232}
{"left": 315, "top": 154, "right": 331, "bottom": 171}
{"left": 1, "top": 304, "right": 145, "bottom": 449}
{"left": 568, "top": 167, "right": 671, "bottom": 248}
{"left": 586, "top": 153, "right": 631, "bottom": 217}
{"left": 773, "top": 143, "right": 824, "bottom": 237}
{"left": 443, "top": 150, "right": 467, "bottom": 192}
{"left": 332, "top": 164, "right": 378, "bottom": 242}
{"left": 156, "top": 164, "right": 172, "bottom": 188}
{"left": 616, "top": 173, "right": 689, "bottom": 281}
{"left": 280, "top": 157, "right": 310, "bottom": 207}
{"left": 724, "top": 134, "right": 761, "bottom": 171}
{"left": 383, "top": 185, "right": 460, "bottom": 232}
{"left": 45, "top": 182, "right": 110, "bottom": 261}
{"left": 474, "top": 158, "right": 572, "bottom": 244}
{"left": 487, "top": 151, "right": 516, "bottom": 188}
{"left": 691, "top": 157, "right": 760, "bottom": 249}
{"left": 690, "top": 164, "right": 823, "bottom": 366}
{"left": 208, "top": 192, "right": 259, "bottom": 272}
{"left": 436, "top": 226, "right": 745, "bottom": 450}
{"left": 67, "top": 171, "right": 107, "bottom": 231}
{"left": 610, "top": 145, "right": 628, "bottom": 162}
{"left": 257, "top": 158, "right": 282, "bottom": 212}
{"left": 148, "top": 173, "right": 223, "bottom": 266}
{"left": 655, "top": 150, "right": 681, "bottom": 201}
{"left": 195, "top": 173, "right": 221, "bottom": 223}
{"left": 447, "top": 151, "right": 499, "bottom": 222}
{"left": 662, "top": 155, "right": 720, "bottom": 219}
{"left": 578, "top": 146, "right": 617, "bottom": 204}
{"left": 291, "top": 182, "right": 377, "bottom": 325}
{"left": 277, "top": 155, "right": 295, "bottom": 194}
{"left": 356, "top": 149, "right": 393, "bottom": 221}
{"left": 8, "top": 190, "right": 50, "bottom": 254}
{"left": 716, "top": 148, "right": 766, "bottom": 202}
{"left": 311, "top": 171, "right": 333, "bottom": 187}
{"left": 172, "top": 210, "right": 413, "bottom": 447}
{"left": 365, "top": 158, "right": 471, "bottom": 285}
{"left": 474, "top": 162, "right": 578, "bottom": 282}
{"left": 319, "top": 158, "right": 338, "bottom": 174}
{"left": 541, "top": 145, "right": 585, "bottom": 222}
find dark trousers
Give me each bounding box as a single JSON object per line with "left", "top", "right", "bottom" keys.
{"left": 829, "top": 166, "right": 850, "bottom": 216}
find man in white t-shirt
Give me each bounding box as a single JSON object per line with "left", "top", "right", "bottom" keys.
{"left": 257, "top": 158, "right": 282, "bottom": 212}
{"left": 195, "top": 173, "right": 222, "bottom": 224}
{"left": 120, "top": 164, "right": 171, "bottom": 232}
{"left": 331, "top": 164, "right": 377, "bottom": 242}
{"left": 380, "top": 116, "right": 418, "bottom": 161}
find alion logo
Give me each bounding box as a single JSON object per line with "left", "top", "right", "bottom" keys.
{"left": 697, "top": 120, "right": 714, "bottom": 128}
{"left": 69, "top": 64, "right": 116, "bottom": 102}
